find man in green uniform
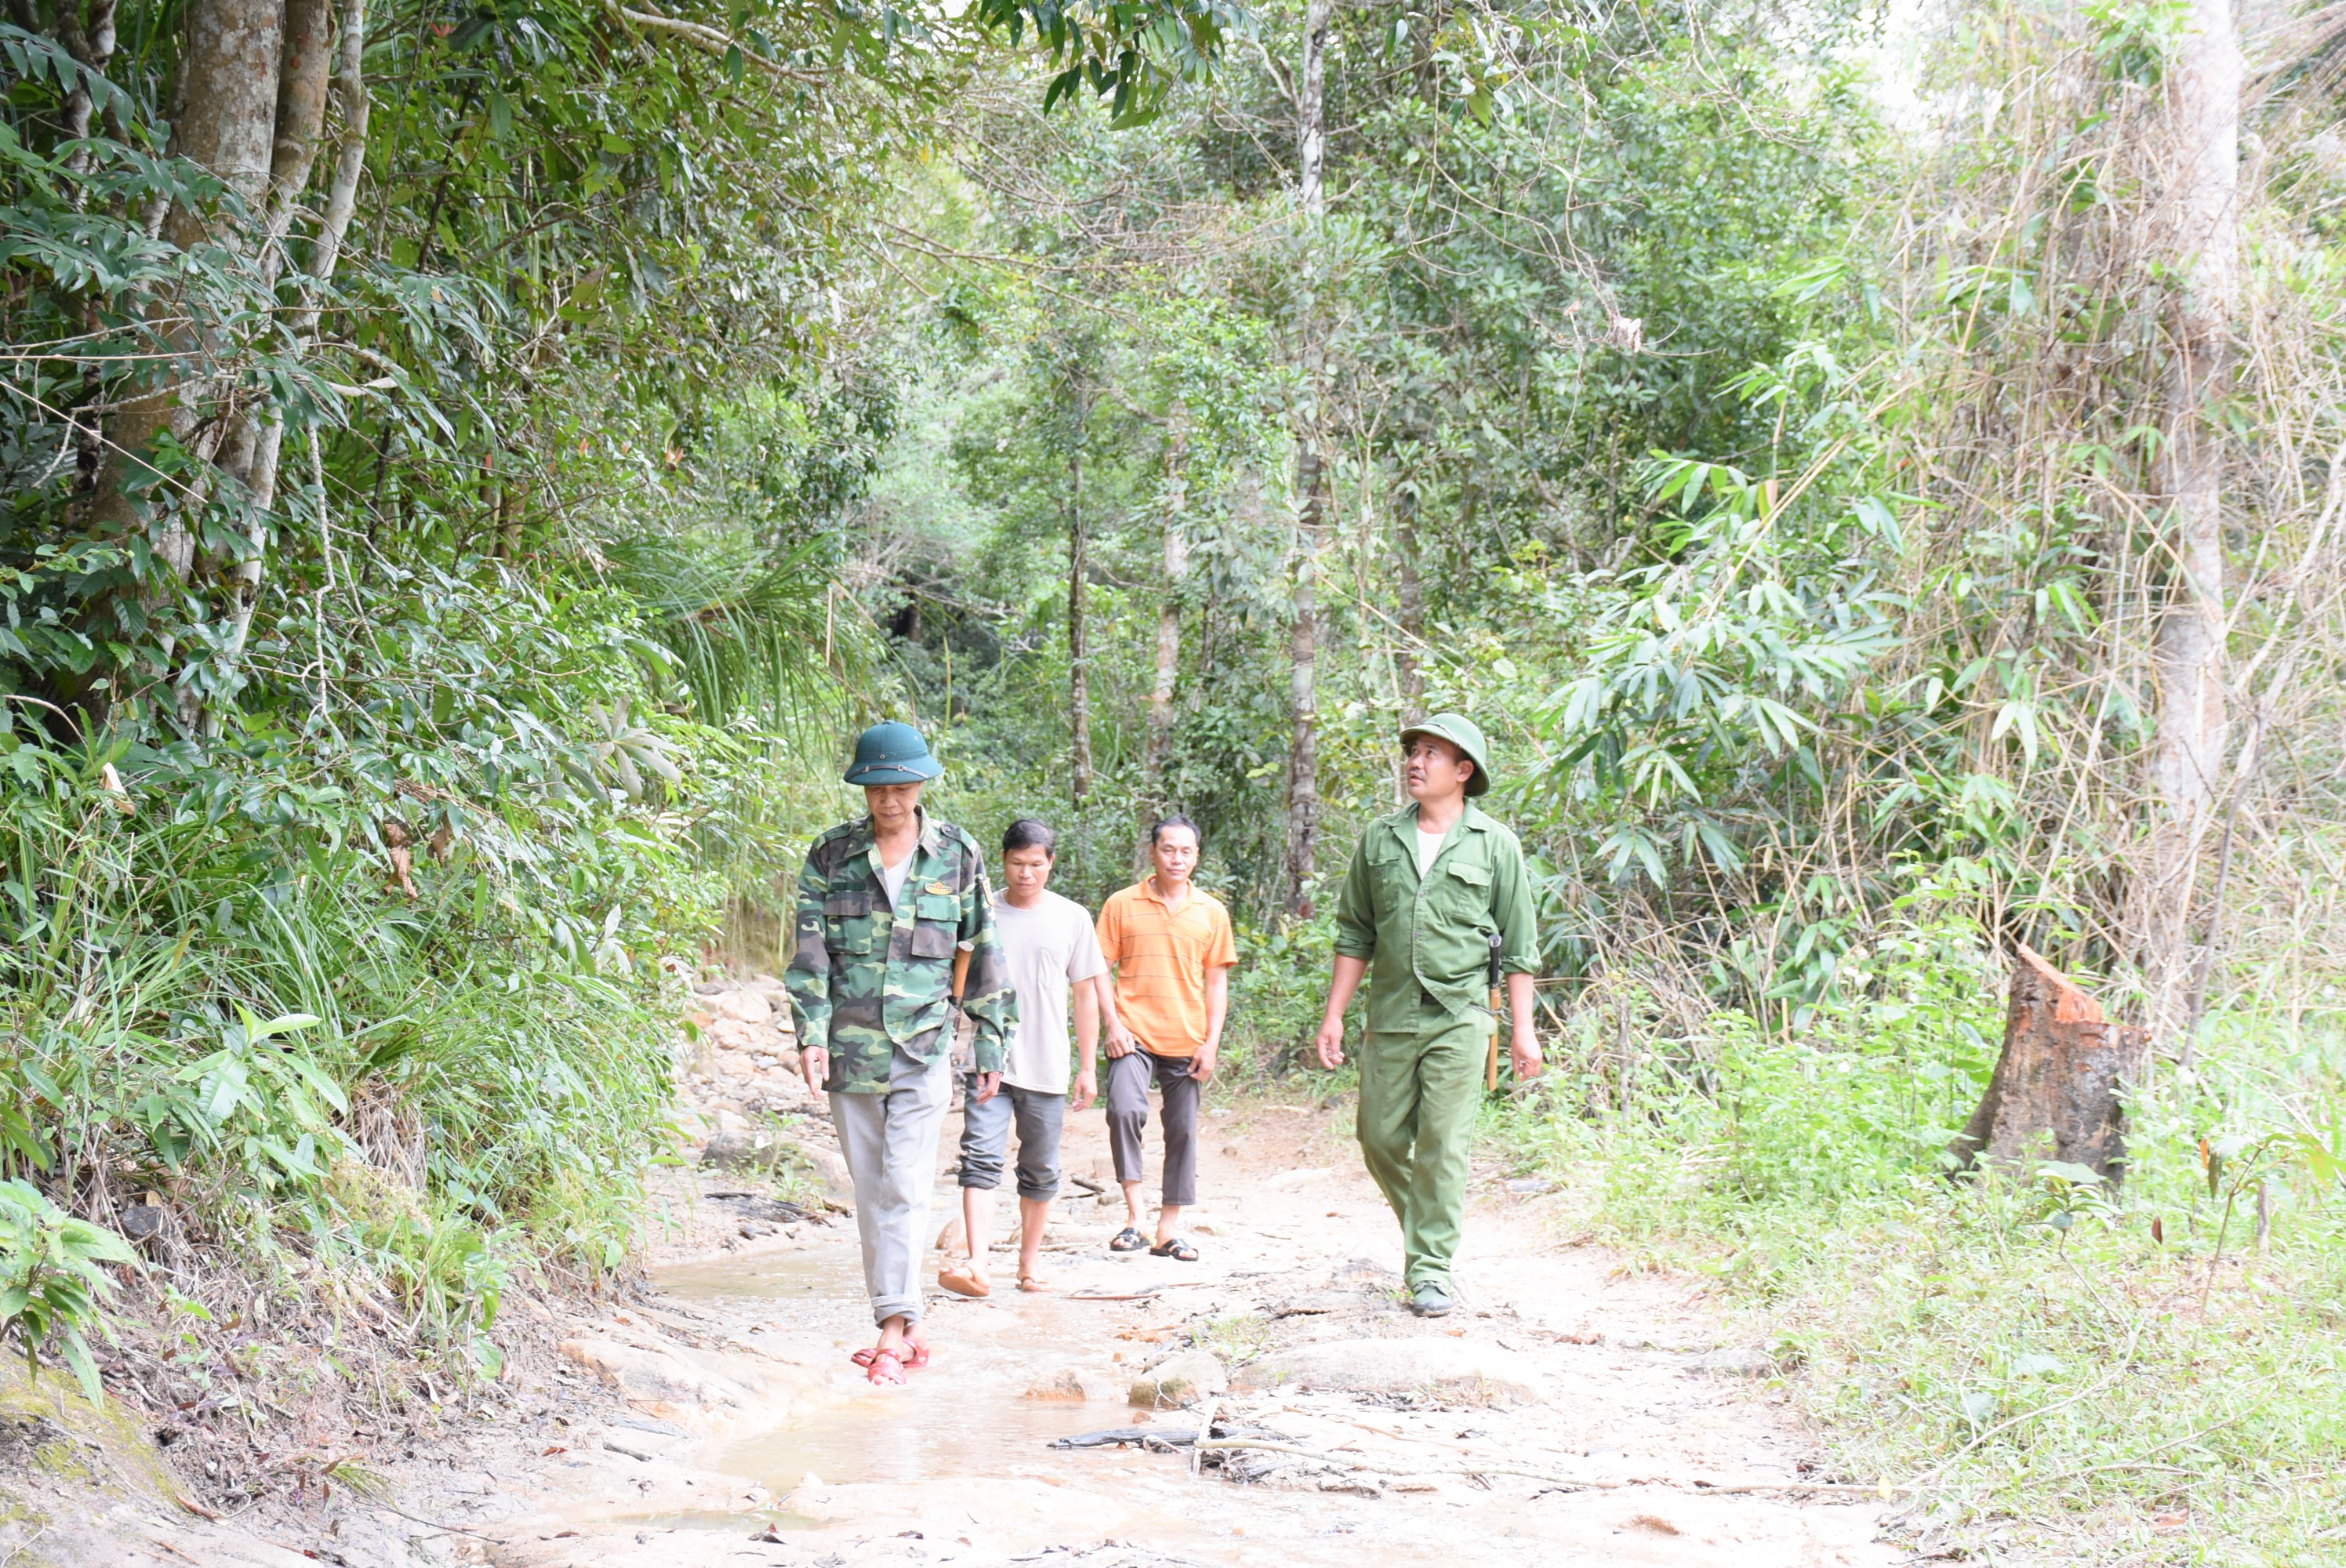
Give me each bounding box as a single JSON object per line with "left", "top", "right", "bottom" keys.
{"left": 1313, "top": 714, "right": 1541, "bottom": 1318}
{"left": 786, "top": 721, "right": 1015, "bottom": 1384}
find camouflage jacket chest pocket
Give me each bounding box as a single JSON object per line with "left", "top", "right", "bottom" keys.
{"left": 908, "top": 887, "right": 960, "bottom": 960}
{"left": 824, "top": 889, "right": 880, "bottom": 953}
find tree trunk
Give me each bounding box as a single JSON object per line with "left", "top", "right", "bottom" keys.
{"left": 1284, "top": 0, "right": 1333, "bottom": 916}
{"left": 2138, "top": 0, "right": 2240, "bottom": 1049}
{"left": 1068, "top": 376, "right": 1094, "bottom": 802}
{"left": 212, "top": 0, "right": 345, "bottom": 711}
{"left": 1396, "top": 477, "right": 1425, "bottom": 723}
{"left": 1298, "top": 0, "right": 1331, "bottom": 216}
{"left": 1285, "top": 447, "right": 1325, "bottom": 916}
{"left": 1949, "top": 946, "right": 2149, "bottom": 1183}
{"left": 90, "top": 0, "right": 285, "bottom": 576}
{"left": 1146, "top": 401, "right": 1189, "bottom": 796}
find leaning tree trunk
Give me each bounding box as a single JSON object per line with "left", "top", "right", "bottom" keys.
{"left": 1949, "top": 946, "right": 2151, "bottom": 1183}
{"left": 2138, "top": 0, "right": 2241, "bottom": 1051}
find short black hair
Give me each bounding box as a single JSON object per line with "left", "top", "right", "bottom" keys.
{"left": 1148, "top": 813, "right": 1202, "bottom": 849}
{"left": 1003, "top": 818, "right": 1057, "bottom": 856}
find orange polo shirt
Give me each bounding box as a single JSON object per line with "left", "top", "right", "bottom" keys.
{"left": 1095, "top": 880, "right": 1239, "bottom": 1058}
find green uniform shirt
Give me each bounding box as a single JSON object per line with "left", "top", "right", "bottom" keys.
{"left": 783, "top": 811, "right": 1015, "bottom": 1091}
{"left": 1331, "top": 803, "right": 1539, "bottom": 1035}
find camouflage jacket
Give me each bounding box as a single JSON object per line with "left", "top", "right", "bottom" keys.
{"left": 783, "top": 811, "right": 1015, "bottom": 1091}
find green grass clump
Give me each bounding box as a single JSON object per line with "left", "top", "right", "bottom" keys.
{"left": 1495, "top": 921, "right": 2346, "bottom": 1566}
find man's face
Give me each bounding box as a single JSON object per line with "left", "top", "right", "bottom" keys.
{"left": 1404, "top": 737, "right": 1476, "bottom": 803}
{"left": 1002, "top": 844, "right": 1054, "bottom": 899}
{"left": 864, "top": 782, "right": 924, "bottom": 832}
{"left": 1150, "top": 825, "right": 1200, "bottom": 885}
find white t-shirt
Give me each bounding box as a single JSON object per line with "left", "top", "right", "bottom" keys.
{"left": 1416, "top": 826, "right": 1448, "bottom": 876}
{"left": 993, "top": 890, "right": 1108, "bottom": 1094}
{"left": 879, "top": 853, "right": 915, "bottom": 909}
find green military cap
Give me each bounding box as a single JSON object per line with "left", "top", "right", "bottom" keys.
{"left": 844, "top": 720, "right": 943, "bottom": 786}
{"left": 1399, "top": 712, "right": 1493, "bottom": 797}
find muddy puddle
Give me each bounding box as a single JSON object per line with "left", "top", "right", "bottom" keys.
{"left": 653, "top": 1238, "right": 1163, "bottom": 1490}
{"left": 635, "top": 1235, "right": 1373, "bottom": 1562}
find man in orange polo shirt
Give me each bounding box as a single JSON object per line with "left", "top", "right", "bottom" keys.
{"left": 1091, "top": 814, "right": 1237, "bottom": 1261}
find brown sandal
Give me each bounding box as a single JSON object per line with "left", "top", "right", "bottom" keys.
{"left": 937, "top": 1261, "right": 990, "bottom": 1298}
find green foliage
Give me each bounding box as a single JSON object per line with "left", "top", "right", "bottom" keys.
{"left": 1497, "top": 927, "right": 2346, "bottom": 1562}
{"left": 0, "top": 1178, "right": 136, "bottom": 1404}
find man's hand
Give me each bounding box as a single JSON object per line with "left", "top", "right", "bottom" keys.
{"left": 801, "top": 1046, "right": 830, "bottom": 1091}
{"left": 1313, "top": 1015, "right": 1345, "bottom": 1069}
{"left": 973, "top": 1071, "right": 1002, "bottom": 1105}
{"left": 1072, "top": 1068, "right": 1097, "bottom": 1111}
{"left": 1510, "top": 1030, "right": 1543, "bottom": 1082}
{"left": 1192, "top": 1044, "right": 1218, "bottom": 1083}
{"left": 1103, "top": 1019, "right": 1137, "bottom": 1059}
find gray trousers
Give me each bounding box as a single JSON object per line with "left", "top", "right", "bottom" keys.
{"left": 959, "top": 1078, "right": 1066, "bottom": 1202}
{"left": 829, "top": 1042, "right": 953, "bottom": 1327}
{"left": 1105, "top": 1048, "right": 1200, "bottom": 1208}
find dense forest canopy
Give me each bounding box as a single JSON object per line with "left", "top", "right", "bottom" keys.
{"left": 2, "top": 0, "right": 2344, "bottom": 1551}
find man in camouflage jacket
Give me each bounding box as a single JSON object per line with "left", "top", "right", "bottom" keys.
{"left": 786, "top": 721, "right": 1015, "bottom": 1381}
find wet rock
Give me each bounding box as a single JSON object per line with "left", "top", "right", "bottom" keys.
{"left": 1234, "top": 1338, "right": 1545, "bottom": 1405}
{"left": 1129, "top": 1349, "right": 1227, "bottom": 1408}
{"left": 1025, "top": 1367, "right": 1122, "bottom": 1402}
{"left": 557, "top": 1337, "right": 812, "bottom": 1428}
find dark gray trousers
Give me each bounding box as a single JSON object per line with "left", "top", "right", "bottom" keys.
{"left": 1105, "top": 1048, "right": 1200, "bottom": 1208}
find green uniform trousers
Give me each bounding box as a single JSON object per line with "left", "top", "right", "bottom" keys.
{"left": 1356, "top": 998, "right": 1489, "bottom": 1290}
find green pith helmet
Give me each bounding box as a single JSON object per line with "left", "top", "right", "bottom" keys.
{"left": 844, "top": 721, "right": 942, "bottom": 786}
{"left": 1399, "top": 713, "right": 1494, "bottom": 797}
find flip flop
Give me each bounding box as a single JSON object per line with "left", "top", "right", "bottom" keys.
{"left": 937, "top": 1262, "right": 990, "bottom": 1298}
{"left": 1017, "top": 1273, "right": 1051, "bottom": 1293}
{"left": 865, "top": 1348, "right": 908, "bottom": 1386}
{"left": 1149, "top": 1236, "right": 1199, "bottom": 1261}
{"left": 1109, "top": 1226, "right": 1149, "bottom": 1253}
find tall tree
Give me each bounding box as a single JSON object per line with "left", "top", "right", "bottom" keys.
{"left": 2140, "top": 0, "right": 2242, "bottom": 1047}
{"left": 1146, "top": 399, "right": 1190, "bottom": 796}
{"left": 1283, "top": 0, "right": 1334, "bottom": 916}
{"left": 1068, "top": 366, "right": 1096, "bottom": 801}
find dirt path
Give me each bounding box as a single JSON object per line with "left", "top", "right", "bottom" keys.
{"left": 440, "top": 1093, "right": 1901, "bottom": 1568}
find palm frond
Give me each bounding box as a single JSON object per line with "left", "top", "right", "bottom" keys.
{"left": 602, "top": 535, "right": 877, "bottom": 732}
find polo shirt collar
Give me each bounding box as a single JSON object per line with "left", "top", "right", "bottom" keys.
{"left": 1136, "top": 877, "right": 1194, "bottom": 909}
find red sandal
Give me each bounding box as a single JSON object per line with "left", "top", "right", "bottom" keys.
{"left": 864, "top": 1347, "right": 908, "bottom": 1386}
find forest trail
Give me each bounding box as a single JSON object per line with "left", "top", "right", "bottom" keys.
{"left": 439, "top": 1092, "right": 1902, "bottom": 1568}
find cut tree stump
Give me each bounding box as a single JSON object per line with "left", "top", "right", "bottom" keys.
{"left": 1947, "top": 944, "right": 2150, "bottom": 1183}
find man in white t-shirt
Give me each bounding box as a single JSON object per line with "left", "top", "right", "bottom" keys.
{"left": 937, "top": 818, "right": 1109, "bottom": 1297}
